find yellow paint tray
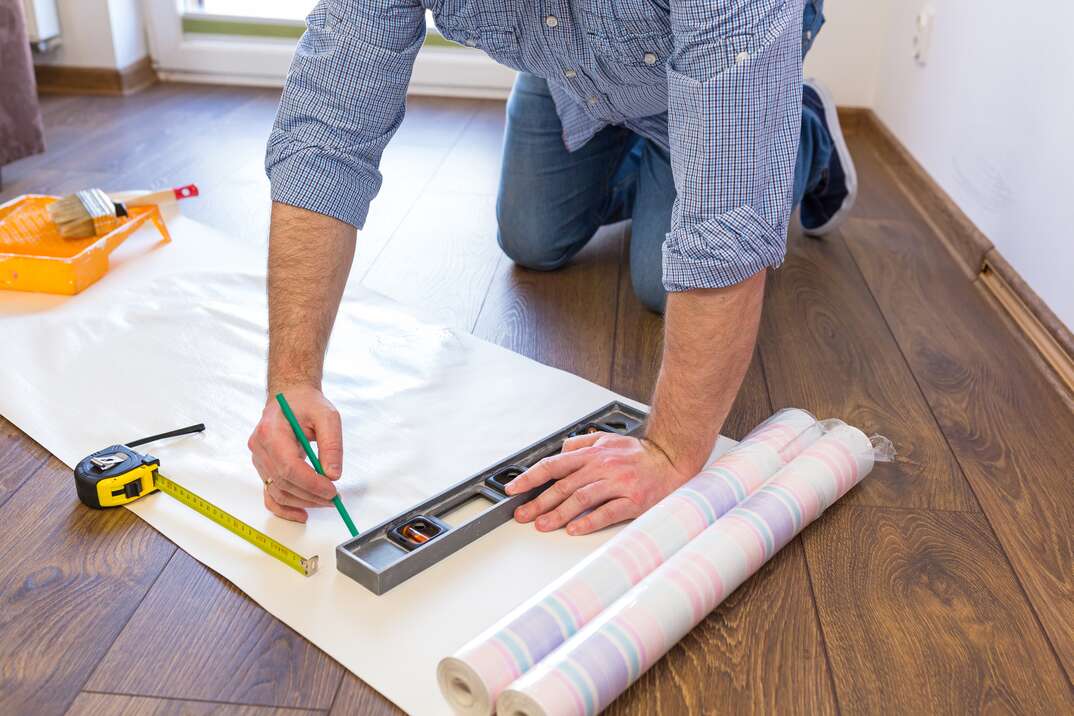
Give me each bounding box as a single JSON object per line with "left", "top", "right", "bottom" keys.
{"left": 0, "top": 194, "right": 170, "bottom": 295}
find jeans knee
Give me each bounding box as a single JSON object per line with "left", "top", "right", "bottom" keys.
{"left": 496, "top": 222, "right": 568, "bottom": 271}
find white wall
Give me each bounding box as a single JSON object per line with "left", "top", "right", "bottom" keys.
{"left": 108, "top": 0, "right": 149, "bottom": 68}
{"left": 34, "top": 0, "right": 148, "bottom": 69}
{"left": 873, "top": 0, "right": 1074, "bottom": 329}
{"left": 804, "top": 0, "right": 894, "bottom": 107}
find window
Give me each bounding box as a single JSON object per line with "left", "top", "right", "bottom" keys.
{"left": 184, "top": 1, "right": 315, "bottom": 21}
{"left": 144, "top": 0, "right": 514, "bottom": 96}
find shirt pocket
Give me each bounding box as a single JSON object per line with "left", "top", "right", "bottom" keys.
{"left": 432, "top": 0, "right": 524, "bottom": 69}
{"left": 437, "top": 24, "right": 524, "bottom": 69}
{"left": 582, "top": 0, "right": 672, "bottom": 73}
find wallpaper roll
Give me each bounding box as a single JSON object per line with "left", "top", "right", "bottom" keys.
{"left": 439, "top": 408, "right": 821, "bottom": 715}
{"left": 497, "top": 423, "right": 882, "bottom": 716}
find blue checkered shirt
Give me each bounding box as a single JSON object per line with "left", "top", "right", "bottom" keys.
{"left": 267, "top": 0, "right": 805, "bottom": 289}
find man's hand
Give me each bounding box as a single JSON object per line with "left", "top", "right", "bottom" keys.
{"left": 249, "top": 202, "right": 356, "bottom": 521}
{"left": 507, "top": 271, "right": 766, "bottom": 535}
{"left": 248, "top": 385, "right": 343, "bottom": 522}
{"left": 505, "top": 431, "right": 689, "bottom": 535}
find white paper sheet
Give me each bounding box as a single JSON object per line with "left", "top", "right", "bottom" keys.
{"left": 0, "top": 214, "right": 733, "bottom": 715}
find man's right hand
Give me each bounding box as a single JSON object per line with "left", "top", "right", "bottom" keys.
{"left": 255, "top": 202, "right": 357, "bottom": 521}
{"left": 248, "top": 385, "right": 344, "bottom": 522}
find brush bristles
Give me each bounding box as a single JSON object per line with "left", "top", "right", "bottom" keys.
{"left": 47, "top": 188, "right": 119, "bottom": 239}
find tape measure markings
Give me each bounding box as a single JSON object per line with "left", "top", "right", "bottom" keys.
{"left": 155, "top": 473, "right": 319, "bottom": 576}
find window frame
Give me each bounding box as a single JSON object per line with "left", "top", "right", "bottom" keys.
{"left": 142, "top": 0, "right": 516, "bottom": 97}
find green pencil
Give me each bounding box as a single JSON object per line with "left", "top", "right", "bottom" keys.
{"left": 275, "top": 392, "right": 359, "bottom": 537}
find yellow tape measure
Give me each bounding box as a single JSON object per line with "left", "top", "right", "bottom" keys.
{"left": 73, "top": 424, "right": 318, "bottom": 577}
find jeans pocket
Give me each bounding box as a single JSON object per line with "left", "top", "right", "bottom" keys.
{"left": 802, "top": 0, "right": 825, "bottom": 58}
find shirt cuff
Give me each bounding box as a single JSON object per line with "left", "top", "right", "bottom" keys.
{"left": 267, "top": 143, "right": 379, "bottom": 230}
{"left": 662, "top": 205, "right": 786, "bottom": 290}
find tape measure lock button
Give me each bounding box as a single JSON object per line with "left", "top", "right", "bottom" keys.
{"left": 75, "top": 444, "right": 161, "bottom": 509}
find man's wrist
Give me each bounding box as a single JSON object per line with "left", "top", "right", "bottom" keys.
{"left": 643, "top": 426, "right": 707, "bottom": 479}
{"left": 267, "top": 367, "right": 323, "bottom": 395}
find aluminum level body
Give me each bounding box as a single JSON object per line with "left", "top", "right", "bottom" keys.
{"left": 336, "top": 402, "right": 647, "bottom": 594}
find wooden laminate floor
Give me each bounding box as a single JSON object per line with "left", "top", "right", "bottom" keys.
{"left": 2, "top": 85, "right": 1072, "bottom": 715}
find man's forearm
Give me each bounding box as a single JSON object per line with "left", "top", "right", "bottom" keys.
{"left": 266, "top": 202, "right": 357, "bottom": 392}
{"left": 645, "top": 270, "right": 766, "bottom": 477}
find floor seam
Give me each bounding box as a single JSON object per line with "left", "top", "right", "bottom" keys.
{"left": 800, "top": 538, "right": 844, "bottom": 716}
{"left": 358, "top": 104, "right": 482, "bottom": 284}
{"left": 77, "top": 689, "right": 328, "bottom": 713}
{"left": 0, "top": 453, "right": 50, "bottom": 513}
{"left": 606, "top": 224, "right": 627, "bottom": 392}
{"left": 72, "top": 546, "right": 181, "bottom": 713}
{"left": 834, "top": 229, "right": 982, "bottom": 516}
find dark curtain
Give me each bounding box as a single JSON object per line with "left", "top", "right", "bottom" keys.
{"left": 0, "top": 0, "right": 45, "bottom": 171}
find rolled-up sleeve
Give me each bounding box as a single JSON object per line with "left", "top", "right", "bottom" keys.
{"left": 265, "top": 0, "right": 426, "bottom": 229}
{"left": 663, "top": 0, "right": 804, "bottom": 291}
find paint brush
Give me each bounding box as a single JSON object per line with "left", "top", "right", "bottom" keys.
{"left": 275, "top": 392, "right": 359, "bottom": 537}
{"left": 47, "top": 184, "right": 199, "bottom": 239}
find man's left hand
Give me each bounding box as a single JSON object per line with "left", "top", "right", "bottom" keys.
{"left": 505, "top": 431, "right": 691, "bottom": 535}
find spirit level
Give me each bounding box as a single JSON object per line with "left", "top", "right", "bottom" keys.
{"left": 336, "top": 401, "right": 647, "bottom": 594}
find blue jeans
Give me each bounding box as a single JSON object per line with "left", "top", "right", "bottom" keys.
{"left": 496, "top": 1, "right": 831, "bottom": 313}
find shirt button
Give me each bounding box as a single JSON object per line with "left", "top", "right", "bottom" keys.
{"left": 465, "top": 38, "right": 477, "bottom": 47}
{"left": 587, "top": 95, "right": 598, "bottom": 105}
{"left": 545, "top": 15, "right": 559, "bottom": 28}
{"left": 564, "top": 68, "right": 577, "bottom": 78}
{"left": 643, "top": 52, "right": 657, "bottom": 65}
{"left": 735, "top": 51, "right": 750, "bottom": 64}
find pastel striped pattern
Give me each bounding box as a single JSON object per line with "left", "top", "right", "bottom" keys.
{"left": 497, "top": 424, "right": 876, "bottom": 716}
{"left": 438, "top": 408, "right": 820, "bottom": 716}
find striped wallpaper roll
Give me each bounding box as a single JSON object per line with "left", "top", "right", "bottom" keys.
{"left": 497, "top": 423, "right": 879, "bottom": 716}
{"left": 438, "top": 408, "right": 821, "bottom": 716}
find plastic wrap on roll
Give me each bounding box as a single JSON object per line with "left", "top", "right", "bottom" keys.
{"left": 497, "top": 423, "right": 887, "bottom": 716}
{"left": 438, "top": 408, "right": 822, "bottom": 715}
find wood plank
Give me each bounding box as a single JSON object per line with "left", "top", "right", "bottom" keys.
{"left": 843, "top": 132, "right": 914, "bottom": 224}
{"left": 607, "top": 538, "right": 837, "bottom": 715}
{"left": 806, "top": 504, "right": 1073, "bottom": 713}
{"left": 329, "top": 676, "right": 404, "bottom": 716}
{"left": 75, "top": 85, "right": 251, "bottom": 178}
{"left": 67, "top": 693, "right": 314, "bottom": 716}
{"left": 472, "top": 223, "right": 623, "bottom": 386}
{"left": 392, "top": 95, "right": 483, "bottom": 148}
{"left": 11, "top": 85, "right": 200, "bottom": 179}
{"left": 0, "top": 417, "right": 49, "bottom": 508}
{"left": 609, "top": 228, "right": 774, "bottom": 440}
{"left": 843, "top": 216, "right": 1074, "bottom": 682}
{"left": 349, "top": 141, "right": 454, "bottom": 280}
{"left": 427, "top": 100, "right": 506, "bottom": 197}
{"left": 758, "top": 227, "right": 978, "bottom": 511}
{"left": 88, "top": 550, "right": 343, "bottom": 709}
{"left": 861, "top": 114, "right": 993, "bottom": 277}
{"left": 0, "top": 458, "right": 175, "bottom": 716}
{"left": 361, "top": 192, "right": 502, "bottom": 333}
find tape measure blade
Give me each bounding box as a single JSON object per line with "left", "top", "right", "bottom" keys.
{"left": 154, "top": 473, "right": 317, "bottom": 576}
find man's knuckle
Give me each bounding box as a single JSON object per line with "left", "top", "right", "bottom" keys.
{"left": 598, "top": 454, "right": 623, "bottom": 470}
